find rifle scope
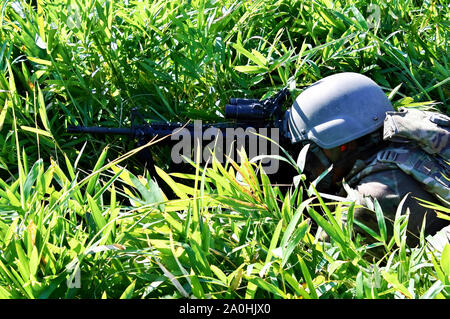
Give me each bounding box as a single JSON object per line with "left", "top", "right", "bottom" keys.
{"left": 225, "top": 98, "right": 266, "bottom": 120}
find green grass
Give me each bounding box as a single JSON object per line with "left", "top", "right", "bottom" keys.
{"left": 0, "top": 0, "right": 449, "bottom": 299}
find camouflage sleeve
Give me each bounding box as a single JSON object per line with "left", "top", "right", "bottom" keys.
{"left": 426, "top": 225, "right": 450, "bottom": 252}
{"left": 351, "top": 168, "right": 450, "bottom": 246}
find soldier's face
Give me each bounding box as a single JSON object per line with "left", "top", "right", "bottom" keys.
{"left": 322, "top": 141, "right": 358, "bottom": 184}
{"left": 303, "top": 141, "right": 358, "bottom": 191}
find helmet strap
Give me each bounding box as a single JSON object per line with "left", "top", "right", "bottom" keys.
{"left": 310, "top": 144, "right": 331, "bottom": 168}
{"left": 309, "top": 144, "right": 333, "bottom": 190}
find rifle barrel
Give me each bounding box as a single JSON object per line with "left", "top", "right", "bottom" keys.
{"left": 67, "top": 121, "right": 268, "bottom": 139}
{"left": 67, "top": 126, "right": 135, "bottom": 135}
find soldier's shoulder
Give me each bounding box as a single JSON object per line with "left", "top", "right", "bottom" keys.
{"left": 427, "top": 225, "right": 450, "bottom": 252}
{"left": 353, "top": 167, "right": 437, "bottom": 212}
{"left": 355, "top": 167, "right": 418, "bottom": 196}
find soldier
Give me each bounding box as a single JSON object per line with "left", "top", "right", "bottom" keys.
{"left": 284, "top": 72, "right": 450, "bottom": 246}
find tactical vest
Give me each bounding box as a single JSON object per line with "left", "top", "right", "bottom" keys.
{"left": 347, "top": 108, "right": 450, "bottom": 204}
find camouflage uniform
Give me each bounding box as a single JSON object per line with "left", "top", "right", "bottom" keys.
{"left": 342, "top": 142, "right": 450, "bottom": 246}
{"left": 337, "top": 107, "right": 450, "bottom": 246}
{"left": 427, "top": 224, "right": 450, "bottom": 252}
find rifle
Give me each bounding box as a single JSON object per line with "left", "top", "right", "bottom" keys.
{"left": 67, "top": 88, "right": 291, "bottom": 173}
